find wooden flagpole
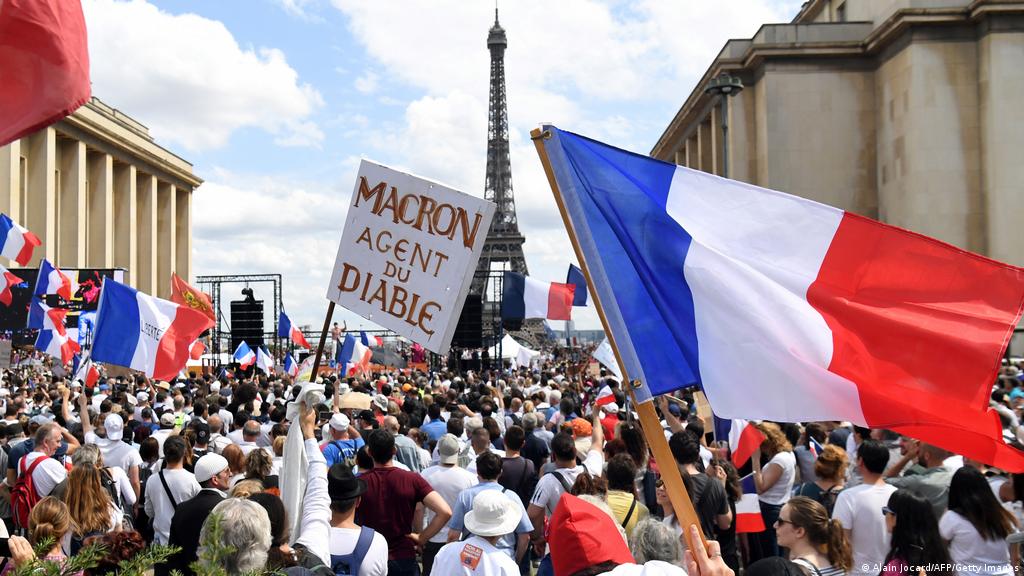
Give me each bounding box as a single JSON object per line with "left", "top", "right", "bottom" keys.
{"left": 530, "top": 127, "right": 707, "bottom": 551}
{"left": 308, "top": 302, "right": 335, "bottom": 382}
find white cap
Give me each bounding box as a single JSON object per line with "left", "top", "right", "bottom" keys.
{"left": 602, "top": 402, "right": 619, "bottom": 415}
{"left": 329, "top": 413, "right": 350, "bottom": 431}
{"left": 210, "top": 381, "right": 221, "bottom": 393}
{"left": 136, "top": 392, "right": 149, "bottom": 403}
{"left": 437, "top": 434, "right": 460, "bottom": 465}
{"left": 194, "top": 453, "right": 229, "bottom": 483}
{"left": 104, "top": 414, "right": 125, "bottom": 441}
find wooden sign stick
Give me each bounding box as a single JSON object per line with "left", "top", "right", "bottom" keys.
{"left": 308, "top": 301, "right": 335, "bottom": 382}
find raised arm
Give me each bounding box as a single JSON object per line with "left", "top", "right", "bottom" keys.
{"left": 294, "top": 402, "right": 331, "bottom": 565}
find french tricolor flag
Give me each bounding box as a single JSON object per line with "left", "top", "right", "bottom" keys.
{"left": 233, "top": 341, "right": 256, "bottom": 369}
{"left": 189, "top": 340, "right": 205, "bottom": 361}
{"left": 72, "top": 356, "right": 100, "bottom": 389}
{"left": 736, "top": 474, "right": 766, "bottom": 533}
{"left": 284, "top": 354, "right": 298, "bottom": 377}
{"left": 361, "top": 331, "right": 382, "bottom": 347}
{"left": 278, "top": 311, "right": 310, "bottom": 349}
{"left": 543, "top": 126, "right": 1024, "bottom": 470}
{"left": 35, "top": 259, "right": 72, "bottom": 300}
{"left": 36, "top": 328, "right": 79, "bottom": 365}
{"left": 715, "top": 417, "right": 767, "bottom": 468}
{"left": 594, "top": 384, "right": 615, "bottom": 407}
{"left": 340, "top": 333, "right": 371, "bottom": 376}
{"left": 0, "top": 214, "right": 40, "bottom": 266}
{"left": 501, "top": 271, "right": 575, "bottom": 321}
{"left": 809, "top": 436, "right": 824, "bottom": 459}
{"left": 0, "top": 265, "right": 21, "bottom": 306}
{"left": 90, "top": 278, "right": 214, "bottom": 381}
{"left": 256, "top": 346, "right": 274, "bottom": 374}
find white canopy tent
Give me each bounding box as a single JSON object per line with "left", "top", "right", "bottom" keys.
{"left": 489, "top": 333, "right": 540, "bottom": 367}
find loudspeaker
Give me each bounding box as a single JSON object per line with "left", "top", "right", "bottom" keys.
{"left": 452, "top": 294, "right": 483, "bottom": 349}
{"left": 231, "top": 299, "right": 264, "bottom": 352}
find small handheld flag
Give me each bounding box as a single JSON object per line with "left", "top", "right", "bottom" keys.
{"left": 0, "top": 214, "right": 41, "bottom": 266}
{"left": 736, "top": 474, "right": 766, "bottom": 533}
{"left": 233, "top": 341, "right": 256, "bottom": 369}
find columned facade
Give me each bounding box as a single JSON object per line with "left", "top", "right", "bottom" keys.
{"left": 0, "top": 98, "right": 201, "bottom": 299}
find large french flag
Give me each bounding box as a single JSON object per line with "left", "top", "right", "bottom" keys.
{"left": 91, "top": 279, "right": 214, "bottom": 381}
{"left": 339, "top": 333, "right": 371, "bottom": 376}
{"left": 501, "top": 271, "right": 575, "bottom": 321}
{"left": 35, "top": 259, "right": 72, "bottom": 300}
{"left": 0, "top": 214, "right": 40, "bottom": 266}
{"left": 233, "top": 341, "right": 256, "bottom": 369}
{"left": 542, "top": 126, "right": 1024, "bottom": 471}
{"left": 278, "top": 311, "right": 310, "bottom": 349}
{"left": 0, "top": 265, "right": 21, "bottom": 306}
{"left": 736, "top": 474, "right": 766, "bottom": 533}
{"left": 714, "top": 417, "right": 767, "bottom": 468}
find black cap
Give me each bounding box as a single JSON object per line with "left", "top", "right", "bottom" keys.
{"left": 193, "top": 421, "right": 210, "bottom": 443}
{"left": 327, "top": 463, "right": 366, "bottom": 502}
{"left": 357, "top": 409, "right": 375, "bottom": 423}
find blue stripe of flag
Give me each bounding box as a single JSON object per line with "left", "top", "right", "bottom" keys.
{"left": 566, "top": 263, "right": 588, "bottom": 306}
{"left": 500, "top": 271, "right": 526, "bottom": 320}
{"left": 91, "top": 279, "right": 142, "bottom": 368}
{"left": 546, "top": 127, "right": 701, "bottom": 396}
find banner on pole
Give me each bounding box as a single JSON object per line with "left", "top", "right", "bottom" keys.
{"left": 327, "top": 160, "right": 495, "bottom": 354}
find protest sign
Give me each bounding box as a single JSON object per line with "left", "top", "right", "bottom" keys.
{"left": 327, "top": 160, "right": 495, "bottom": 354}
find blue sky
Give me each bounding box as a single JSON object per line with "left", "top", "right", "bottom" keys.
{"left": 82, "top": 0, "right": 802, "bottom": 333}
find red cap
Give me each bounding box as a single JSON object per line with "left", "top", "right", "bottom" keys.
{"left": 548, "top": 493, "right": 634, "bottom": 575}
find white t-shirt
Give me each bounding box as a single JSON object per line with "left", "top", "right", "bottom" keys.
{"left": 421, "top": 465, "right": 478, "bottom": 544}
{"left": 832, "top": 482, "right": 897, "bottom": 576}
{"left": 530, "top": 450, "right": 605, "bottom": 515}
{"left": 85, "top": 432, "right": 143, "bottom": 474}
{"left": 21, "top": 452, "right": 66, "bottom": 497}
{"left": 144, "top": 468, "right": 200, "bottom": 544}
{"left": 430, "top": 535, "right": 519, "bottom": 576}
{"left": 758, "top": 451, "right": 796, "bottom": 505}
{"left": 939, "top": 510, "right": 1013, "bottom": 576}
{"left": 328, "top": 526, "right": 388, "bottom": 576}
{"left": 466, "top": 448, "right": 506, "bottom": 475}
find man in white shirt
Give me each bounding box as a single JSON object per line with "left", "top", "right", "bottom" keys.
{"left": 431, "top": 490, "right": 522, "bottom": 576}
{"left": 527, "top": 411, "right": 604, "bottom": 556}
{"left": 151, "top": 412, "right": 178, "bottom": 456}
{"left": 80, "top": 395, "right": 143, "bottom": 500}
{"left": 465, "top": 428, "right": 505, "bottom": 475}
{"left": 233, "top": 420, "right": 261, "bottom": 455}
{"left": 833, "top": 440, "right": 896, "bottom": 576}
{"left": 19, "top": 423, "right": 67, "bottom": 498}
{"left": 421, "top": 434, "right": 478, "bottom": 574}
{"left": 206, "top": 415, "right": 233, "bottom": 455}
{"left": 144, "top": 435, "right": 200, "bottom": 544}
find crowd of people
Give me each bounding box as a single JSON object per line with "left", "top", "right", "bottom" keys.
{"left": 0, "top": 351, "right": 1020, "bottom": 576}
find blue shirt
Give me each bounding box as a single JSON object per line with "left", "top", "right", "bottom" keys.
{"left": 322, "top": 437, "right": 365, "bottom": 468}
{"left": 448, "top": 481, "right": 533, "bottom": 558}
{"left": 421, "top": 419, "right": 447, "bottom": 443}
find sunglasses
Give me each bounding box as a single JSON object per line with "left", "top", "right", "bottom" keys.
{"left": 882, "top": 506, "right": 895, "bottom": 516}
{"left": 775, "top": 518, "right": 794, "bottom": 526}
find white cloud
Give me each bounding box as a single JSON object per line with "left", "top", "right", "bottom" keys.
{"left": 83, "top": 0, "right": 324, "bottom": 151}
{"left": 274, "top": 0, "right": 320, "bottom": 20}
{"left": 354, "top": 71, "right": 379, "bottom": 94}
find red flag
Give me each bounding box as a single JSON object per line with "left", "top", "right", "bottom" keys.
{"left": 189, "top": 340, "right": 205, "bottom": 361}
{"left": 170, "top": 273, "right": 216, "bottom": 325}
{"left": 0, "top": 0, "right": 91, "bottom": 147}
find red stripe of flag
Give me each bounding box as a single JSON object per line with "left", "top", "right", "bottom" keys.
{"left": 547, "top": 282, "right": 576, "bottom": 321}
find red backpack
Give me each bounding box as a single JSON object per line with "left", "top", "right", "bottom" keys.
{"left": 11, "top": 455, "right": 46, "bottom": 532}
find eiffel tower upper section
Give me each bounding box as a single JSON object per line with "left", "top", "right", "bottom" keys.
{"left": 472, "top": 9, "right": 528, "bottom": 295}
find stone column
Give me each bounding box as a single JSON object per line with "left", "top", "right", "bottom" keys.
{"left": 58, "top": 140, "right": 87, "bottom": 267}
{"left": 136, "top": 173, "right": 157, "bottom": 294}
{"left": 114, "top": 164, "right": 137, "bottom": 286}
{"left": 24, "top": 128, "right": 56, "bottom": 265}
{"left": 0, "top": 142, "right": 21, "bottom": 219}
{"left": 86, "top": 150, "right": 113, "bottom": 268}
{"left": 175, "top": 188, "right": 191, "bottom": 283}
{"left": 157, "top": 181, "right": 176, "bottom": 299}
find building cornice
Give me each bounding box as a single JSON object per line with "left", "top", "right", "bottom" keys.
{"left": 651, "top": 0, "right": 1024, "bottom": 160}
{"left": 57, "top": 98, "right": 203, "bottom": 190}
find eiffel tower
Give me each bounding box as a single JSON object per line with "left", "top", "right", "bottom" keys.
{"left": 472, "top": 9, "right": 545, "bottom": 347}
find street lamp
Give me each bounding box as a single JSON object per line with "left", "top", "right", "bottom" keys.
{"left": 704, "top": 72, "right": 744, "bottom": 178}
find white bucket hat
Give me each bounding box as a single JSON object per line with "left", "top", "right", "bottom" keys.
{"left": 464, "top": 490, "right": 521, "bottom": 537}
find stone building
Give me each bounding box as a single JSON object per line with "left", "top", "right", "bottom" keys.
{"left": 0, "top": 97, "right": 200, "bottom": 298}
{"left": 652, "top": 0, "right": 1024, "bottom": 267}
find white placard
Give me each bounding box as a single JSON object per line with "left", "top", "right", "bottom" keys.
{"left": 327, "top": 160, "right": 496, "bottom": 354}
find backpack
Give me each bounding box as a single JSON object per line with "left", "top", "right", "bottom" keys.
{"left": 11, "top": 455, "right": 46, "bottom": 532}
{"left": 292, "top": 526, "right": 375, "bottom": 576}
{"left": 817, "top": 485, "right": 842, "bottom": 516}
{"left": 99, "top": 467, "right": 134, "bottom": 531}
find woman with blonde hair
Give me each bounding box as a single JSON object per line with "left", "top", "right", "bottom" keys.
{"left": 775, "top": 496, "right": 852, "bottom": 575}
{"left": 7, "top": 497, "right": 79, "bottom": 570}
{"left": 751, "top": 421, "right": 797, "bottom": 561}
{"left": 243, "top": 449, "right": 279, "bottom": 495}
{"left": 794, "top": 444, "right": 847, "bottom": 516}
{"left": 64, "top": 463, "right": 120, "bottom": 551}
